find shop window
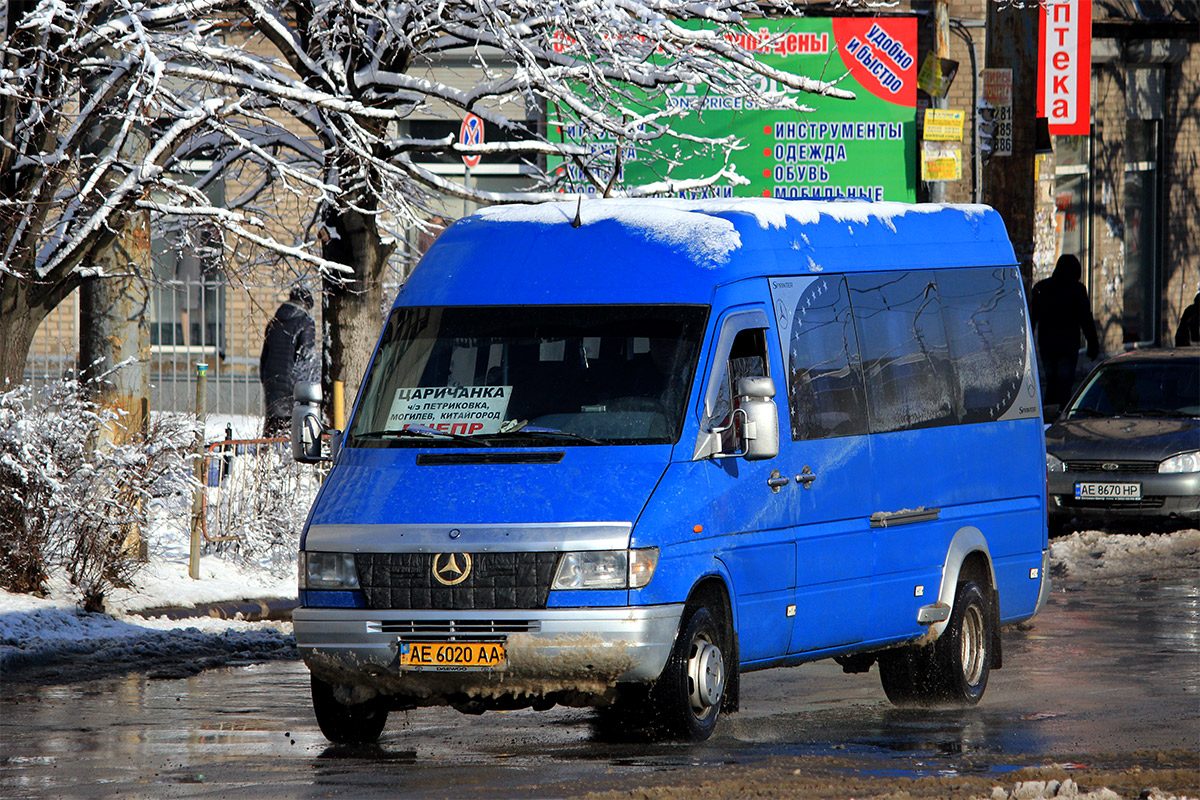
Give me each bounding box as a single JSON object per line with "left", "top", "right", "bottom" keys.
{"left": 1122, "top": 119, "right": 1160, "bottom": 346}
{"left": 1052, "top": 134, "right": 1091, "bottom": 279}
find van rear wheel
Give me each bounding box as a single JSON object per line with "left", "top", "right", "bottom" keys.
{"left": 311, "top": 675, "right": 389, "bottom": 744}
{"left": 652, "top": 606, "right": 727, "bottom": 741}
{"left": 879, "top": 581, "right": 991, "bottom": 706}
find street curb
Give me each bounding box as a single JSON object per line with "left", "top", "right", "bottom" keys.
{"left": 133, "top": 597, "right": 297, "bottom": 622}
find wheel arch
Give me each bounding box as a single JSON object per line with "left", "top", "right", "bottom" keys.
{"left": 931, "top": 526, "right": 1003, "bottom": 668}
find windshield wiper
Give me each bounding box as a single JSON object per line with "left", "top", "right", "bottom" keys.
{"left": 1065, "top": 407, "right": 1107, "bottom": 419}
{"left": 485, "top": 423, "right": 602, "bottom": 445}
{"left": 353, "top": 425, "right": 491, "bottom": 446}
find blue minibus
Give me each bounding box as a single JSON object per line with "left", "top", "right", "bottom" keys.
{"left": 291, "top": 199, "right": 1050, "bottom": 743}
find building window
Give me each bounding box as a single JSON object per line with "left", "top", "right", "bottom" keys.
{"left": 149, "top": 166, "right": 226, "bottom": 357}
{"left": 150, "top": 220, "right": 225, "bottom": 356}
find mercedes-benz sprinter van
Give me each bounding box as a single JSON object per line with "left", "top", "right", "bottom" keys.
{"left": 292, "top": 199, "right": 1050, "bottom": 743}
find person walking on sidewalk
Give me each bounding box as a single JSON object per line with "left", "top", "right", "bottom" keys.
{"left": 259, "top": 285, "right": 316, "bottom": 438}
{"left": 1031, "top": 254, "right": 1100, "bottom": 409}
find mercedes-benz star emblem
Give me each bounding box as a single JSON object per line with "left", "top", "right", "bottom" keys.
{"left": 432, "top": 553, "right": 472, "bottom": 586}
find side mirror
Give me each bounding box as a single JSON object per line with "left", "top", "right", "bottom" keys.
{"left": 736, "top": 377, "right": 779, "bottom": 461}
{"left": 292, "top": 382, "right": 327, "bottom": 463}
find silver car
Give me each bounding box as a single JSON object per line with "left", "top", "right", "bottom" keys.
{"left": 1045, "top": 347, "right": 1200, "bottom": 534}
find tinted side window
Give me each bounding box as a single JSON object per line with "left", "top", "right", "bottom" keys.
{"left": 937, "top": 267, "right": 1030, "bottom": 423}
{"left": 781, "top": 276, "right": 868, "bottom": 440}
{"left": 847, "top": 271, "right": 956, "bottom": 433}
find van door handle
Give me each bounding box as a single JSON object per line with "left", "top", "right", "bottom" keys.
{"left": 796, "top": 466, "right": 816, "bottom": 489}
{"left": 767, "top": 470, "right": 790, "bottom": 493}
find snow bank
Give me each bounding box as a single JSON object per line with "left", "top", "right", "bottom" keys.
{"left": 1050, "top": 530, "right": 1200, "bottom": 585}
{"left": 981, "top": 779, "right": 1195, "bottom": 800}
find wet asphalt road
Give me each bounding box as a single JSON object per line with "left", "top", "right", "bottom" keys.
{"left": 1, "top": 570, "right": 1197, "bottom": 799}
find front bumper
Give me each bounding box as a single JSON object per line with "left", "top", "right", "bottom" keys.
{"left": 1048, "top": 470, "right": 1200, "bottom": 530}
{"left": 294, "top": 604, "right": 683, "bottom": 704}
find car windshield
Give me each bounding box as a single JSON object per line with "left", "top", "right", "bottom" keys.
{"left": 348, "top": 304, "right": 708, "bottom": 446}
{"left": 1065, "top": 360, "right": 1200, "bottom": 419}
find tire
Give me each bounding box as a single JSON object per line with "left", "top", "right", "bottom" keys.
{"left": 878, "top": 581, "right": 992, "bottom": 707}
{"left": 650, "top": 606, "right": 728, "bottom": 741}
{"left": 310, "top": 675, "right": 389, "bottom": 744}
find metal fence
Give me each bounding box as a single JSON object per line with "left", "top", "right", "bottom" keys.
{"left": 200, "top": 436, "right": 327, "bottom": 576}
{"left": 23, "top": 281, "right": 305, "bottom": 419}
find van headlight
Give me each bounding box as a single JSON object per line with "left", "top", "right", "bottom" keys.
{"left": 1160, "top": 451, "right": 1200, "bottom": 474}
{"left": 1046, "top": 453, "right": 1066, "bottom": 473}
{"left": 301, "top": 551, "right": 360, "bottom": 590}
{"left": 552, "top": 548, "right": 659, "bottom": 590}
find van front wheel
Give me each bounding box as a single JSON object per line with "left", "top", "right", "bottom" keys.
{"left": 878, "top": 581, "right": 991, "bottom": 706}
{"left": 311, "top": 675, "right": 389, "bottom": 744}
{"left": 652, "top": 606, "right": 727, "bottom": 741}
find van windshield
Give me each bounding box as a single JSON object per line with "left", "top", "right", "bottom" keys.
{"left": 348, "top": 304, "right": 709, "bottom": 447}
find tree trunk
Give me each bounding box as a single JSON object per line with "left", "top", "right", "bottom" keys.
{"left": 77, "top": 209, "right": 152, "bottom": 441}
{"left": 321, "top": 208, "right": 393, "bottom": 420}
{"left": 0, "top": 275, "right": 57, "bottom": 390}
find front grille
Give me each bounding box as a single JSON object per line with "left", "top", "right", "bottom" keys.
{"left": 356, "top": 552, "right": 560, "bottom": 610}
{"left": 1062, "top": 497, "right": 1166, "bottom": 510}
{"left": 1064, "top": 459, "right": 1158, "bottom": 474}
{"left": 366, "top": 619, "right": 541, "bottom": 640}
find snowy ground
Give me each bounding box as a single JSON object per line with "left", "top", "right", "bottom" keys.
{"left": 1, "top": 414, "right": 302, "bottom": 683}
{"left": 2, "top": 476, "right": 1198, "bottom": 684}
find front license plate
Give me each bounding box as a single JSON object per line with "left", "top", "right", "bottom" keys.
{"left": 399, "top": 641, "right": 507, "bottom": 671}
{"left": 1075, "top": 482, "right": 1142, "bottom": 501}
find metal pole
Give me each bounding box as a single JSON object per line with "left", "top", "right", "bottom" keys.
{"left": 189, "top": 361, "right": 208, "bottom": 580}
{"left": 929, "top": 0, "right": 950, "bottom": 204}
{"left": 463, "top": 165, "right": 470, "bottom": 219}
{"left": 333, "top": 380, "right": 345, "bottom": 431}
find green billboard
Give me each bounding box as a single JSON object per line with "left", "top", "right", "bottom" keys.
{"left": 550, "top": 17, "right": 917, "bottom": 201}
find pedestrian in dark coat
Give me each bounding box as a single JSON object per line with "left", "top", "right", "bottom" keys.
{"left": 1030, "top": 254, "right": 1100, "bottom": 409}
{"left": 1175, "top": 292, "right": 1199, "bottom": 347}
{"left": 259, "top": 285, "right": 316, "bottom": 438}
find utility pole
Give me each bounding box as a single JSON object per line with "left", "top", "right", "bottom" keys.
{"left": 982, "top": 1, "right": 1040, "bottom": 286}
{"left": 928, "top": 0, "right": 950, "bottom": 204}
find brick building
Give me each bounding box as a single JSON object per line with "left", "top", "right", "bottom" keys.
{"left": 910, "top": 0, "right": 1198, "bottom": 351}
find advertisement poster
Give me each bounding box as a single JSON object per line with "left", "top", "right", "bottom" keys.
{"left": 549, "top": 18, "right": 917, "bottom": 202}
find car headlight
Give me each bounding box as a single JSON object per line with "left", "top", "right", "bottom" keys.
{"left": 1160, "top": 451, "right": 1200, "bottom": 474}
{"left": 552, "top": 548, "right": 659, "bottom": 590}
{"left": 1046, "top": 453, "right": 1066, "bottom": 473}
{"left": 301, "top": 551, "right": 360, "bottom": 590}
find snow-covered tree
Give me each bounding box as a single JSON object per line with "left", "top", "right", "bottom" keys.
{"left": 209, "top": 0, "right": 859, "bottom": 401}
{"left": 0, "top": 1, "right": 252, "bottom": 387}
{"left": 2, "top": 0, "right": 859, "bottom": 397}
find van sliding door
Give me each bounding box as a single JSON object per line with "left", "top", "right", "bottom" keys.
{"left": 768, "top": 276, "right": 873, "bottom": 654}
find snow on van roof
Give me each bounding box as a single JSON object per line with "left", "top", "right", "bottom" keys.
{"left": 475, "top": 198, "right": 994, "bottom": 267}
{"left": 477, "top": 199, "right": 743, "bottom": 268}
